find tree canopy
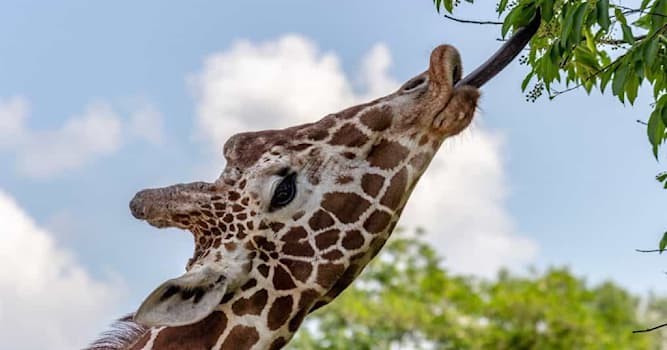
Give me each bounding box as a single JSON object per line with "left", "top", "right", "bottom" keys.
{"left": 432, "top": 0, "right": 667, "bottom": 248}
{"left": 289, "top": 232, "right": 663, "bottom": 349}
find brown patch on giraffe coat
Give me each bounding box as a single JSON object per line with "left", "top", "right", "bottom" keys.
{"left": 290, "top": 289, "right": 321, "bottom": 331}
{"left": 269, "top": 337, "right": 288, "bottom": 350}
{"left": 322, "top": 249, "right": 344, "bottom": 260}
{"left": 280, "top": 258, "right": 313, "bottom": 283}
{"left": 308, "top": 209, "right": 335, "bottom": 231}
{"left": 253, "top": 236, "right": 276, "bottom": 251}
{"left": 367, "top": 139, "right": 409, "bottom": 169}
{"left": 322, "top": 263, "right": 363, "bottom": 302}
{"left": 240, "top": 278, "right": 257, "bottom": 291}
{"left": 316, "top": 263, "right": 345, "bottom": 289}
{"left": 328, "top": 123, "right": 369, "bottom": 147}
{"left": 363, "top": 210, "right": 392, "bottom": 234}
{"left": 380, "top": 167, "right": 408, "bottom": 210}
{"left": 149, "top": 311, "right": 227, "bottom": 350}
{"left": 315, "top": 229, "right": 340, "bottom": 250}
{"left": 360, "top": 106, "right": 392, "bottom": 131}
{"left": 361, "top": 173, "right": 384, "bottom": 197}
{"left": 269, "top": 222, "right": 285, "bottom": 233}
{"left": 220, "top": 325, "right": 260, "bottom": 350}
{"left": 342, "top": 229, "right": 365, "bottom": 250}
{"left": 321, "top": 192, "right": 371, "bottom": 224}
{"left": 282, "top": 226, "right": 307, "bottom": 242}
{"left": 258, "top": 264, "right": 270, "bottom": 278}
{"left": 231, "top": 289, "right": 268, "bottom": 316}
{"left": 273, "top": 265, "right": 297, "bottom": 290}
{"left": 282, "top": 239, "right": 315, "bottom": 257}
{"left": 267, "top": 295, "right": 294, "bottom": 330}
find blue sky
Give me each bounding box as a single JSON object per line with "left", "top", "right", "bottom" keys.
{"left": 1, "top": 1, "right": 665, "bottom": 349}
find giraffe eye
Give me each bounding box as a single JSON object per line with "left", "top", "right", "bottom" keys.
{"left": 270, "top": 172, "right": 297, "bottom": 209}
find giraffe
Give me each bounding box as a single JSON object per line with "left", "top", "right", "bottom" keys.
{"left": 87, "top": 14, "right": 540, "bottom": 350}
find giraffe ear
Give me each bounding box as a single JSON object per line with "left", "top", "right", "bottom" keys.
{"left": 134, "top": 265, "right": 227, "bottom": 327}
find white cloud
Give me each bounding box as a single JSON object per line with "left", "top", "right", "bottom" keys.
{"left": 0, "top": 97, "right": 164, "bottom": 179}
{"left": 0, "top": 96, "right": 29, "bottom": 148}
{"left": 130, "top": 104, "right": 165, "bottom": 146}
{"left": 16, "top": 102, "right": 123, "bottom": 178}
{"left": 191, "top": 35, "right": 398, "bottom": 151}
{"left": 0, "top": 189, "right": 124, "bottom": 350}
{"left": 399, "top": 129, "right": 538, "bottom": 277}
{"left": 191, "top": 34, "right": 537, "bottom": 276}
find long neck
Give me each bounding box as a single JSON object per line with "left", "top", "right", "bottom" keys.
{"left": 124, "top": 286, "right": 319, "bottom": 350}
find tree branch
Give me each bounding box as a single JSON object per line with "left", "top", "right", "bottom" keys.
{"left": 442, "top": 14, "right": 503, "bottom": 25}
{"left": 615, "top": 5, "right": 667, "bottom": 19}
{"left": 635, "top": 249, "right": 662, "bottom": 252}
{"left": 599, "top": 34, "right": 648, "bottom": 45}
{"left": 633, "top": 322, "right": 667, "bottom": 333}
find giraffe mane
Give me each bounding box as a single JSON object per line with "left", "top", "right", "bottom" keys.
{"left": 84, "top": 314, "right": 149, "bottom": 350}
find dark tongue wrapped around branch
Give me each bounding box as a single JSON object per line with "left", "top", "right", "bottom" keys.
{"left": 456, "top": 10, "right": 541, "bottom": 88}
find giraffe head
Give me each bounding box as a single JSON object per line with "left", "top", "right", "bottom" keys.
{"left": 128, "top": 45, "right": 478, "bottom": 330}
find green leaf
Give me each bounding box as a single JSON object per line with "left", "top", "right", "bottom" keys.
{"left": 444, "top": 0, "right": 453, "bottom": 13}
{"left": 612, "top": 65, "right": 628, "bottom": 102}
{"left": 640, "top": 0, "right": 651, "bottom": 11}
{"left": 644, "top": 39, "right": 659, "bottom": 66}
{"left": 571, "top": 3, "right": 588, "bottom": 45}
{"left": 614, "top": 7, "right": 627, "bottom": 26}
{"left": 626, "top": 74, "right": 639, "bottom": 104}
{"left": 621, "top": 24, "right": 635, "bottom": 44}
{"left": 560, "top": 5, "right": 577, "bottom": 46}
{"left": 541, "top": 0, "right": 554, "bottom": 21}
{"left": 596, "top": 0, "right": 610, "bottom": 31}
{"left": 521, "top": 72, "right": 534, "bottom": 91}
{"left": 659, "top": 232, "right": 667, "bottom": 253}
{"left": 656, "top": 172, "right": 667, "bottom": 183}
{"left": 498, "top": 0, "right": 509, "bottom": 14}
{"left": 647, "top": 109, "right": 666, "bottom": 158}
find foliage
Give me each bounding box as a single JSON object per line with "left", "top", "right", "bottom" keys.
{"left": 433, "top": 0, "right": 667, "bottom": 249}
{"left": 289, "top": 232, "right": 661, "bottom": 349}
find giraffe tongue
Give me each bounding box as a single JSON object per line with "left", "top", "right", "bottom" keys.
{"left": 455, "top": 11, "right": 541, "bottom": 89}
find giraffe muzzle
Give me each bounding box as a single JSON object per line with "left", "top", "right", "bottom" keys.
{"left": 130, "top": 181, "right": 218, "bottom": 228}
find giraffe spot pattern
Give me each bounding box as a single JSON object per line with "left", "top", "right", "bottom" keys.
{"left": 272, "top": 265, "right": 297, "bottom": 290}
{"left": 282, "top": 240, "right": 315, "bottom": 257}
{"left": 267, "top": 295, "right": 294, "bottom": 330}
{"left": 342, "top": 230, "right": 365, "bottom": 250}
{"left": 149, "top": 311, "right": 228, "bottom": 350}
{"left": 308, "top": 209, "right": 335, "bottom": 231}
{"left": 328, "top": 123, "right": 369, "bottom": 147}
{"left": 220, "top": 325, "right": 260, "bottom": 350}
{"left": 380, "top": 167, "right": 408, "bottom": 210}
{"left": 361, "top": 173, "right": 384, "bottom": 197}
{"left": 316, "top": 263, "right": 345, "bottom": 289}
{"left": 321, "top": 192, "right": 371, "bottom": 224}
{"left": 231, "top": 289, "right": 268, "bottom": 316}
{"left": 367, "top": 139, "right": 409, "bottom": 169}
{"left": 360, "top": 107, "right": 393, "bottom": 131}
{"left": 363, "top": 210, "right": 392, "bottom": 234}
{"left": 315, "top": 229, "right": 340, "bottom": 250}
{"left": 280, "top": 258, "right": 313, "bottom": 283}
